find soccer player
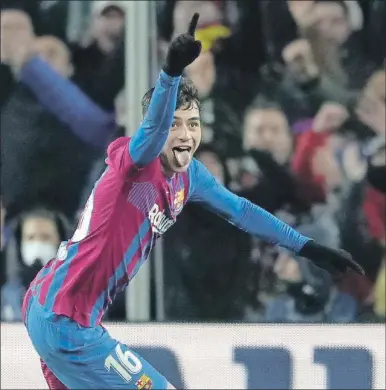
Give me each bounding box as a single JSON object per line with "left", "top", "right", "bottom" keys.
{"left": 22, "top": 14, "right": 363, "bottom": 390}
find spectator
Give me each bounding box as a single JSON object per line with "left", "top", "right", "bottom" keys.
{"left": 338, "top": 139, "right": 385, "bottom": 303}
{"left": 19, "top": 39, "right": 115, "bottom": 147}
{"left": 234, "top": 102, "right": 311, "bottom": 302}
{"left": 262, "top": 38, "right": 353, "bottom": 125}
{"left": 355, "top": 70, "right": 386, "bottom": 138}
{"left": 237, "top": 101, "right": 310, "bottom": 215}
{"left": 1, "top": 11, "right": 115, "bottom": 220}
{"left": 1, "top": 0, "right": 383, "bottom": 326}
{"left": 193, "top": 144, "right": 230, "bottom": 185}
{"left": 265, "top": 251, "right": 357, "bottom": 323}
{"left": 289, "top": 70, "right": 386, "bottom": 306}
{"left": 265, "top": 223, "right": 357, "bottom": 323}
{"left": 70, "top": 0, "right": 125, "bottom": 110}
{"left": 259, "top": 0, "right": 299, "bottom": 64}
{"left": 242, "top": 101, "right": 293, "bottom": 166}
{"left": 0, "top": 9, "right": 34, "bottom": 106}
{"left": 292, "top": 101, "right": 351, "bottom": 203}
{"left": 294, "top": 0, "right": 375, "bottom": 89}
{"left": 1, "top": 208, "right": 71, "bottom": 321}
{"left": 176, "top": 0, "right": 264, "bottom": 157}
{"left": 0, "top": 0, "right": 70, "bottom": 40}
{"left": 33, "top": 35, "right": 74, "bottom": 77}
{"left": 163, "top": 146, "right": 252, "bottom": 321}
{"left": 172, "top": 1, "right": 225, "bottom": 39}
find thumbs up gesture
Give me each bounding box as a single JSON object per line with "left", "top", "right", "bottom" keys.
{"left": 163, "top": 13, "right": 202, "bottom": 77}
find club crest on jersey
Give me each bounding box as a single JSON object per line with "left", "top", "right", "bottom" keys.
{"left": 136, "top": 374, "right": 152, "bottom": 390}
{"left": 148, "top": 204, "right": 175, "bottom": 235}
{"left": 174, "top": 189, "right": 184, "bottom": 212}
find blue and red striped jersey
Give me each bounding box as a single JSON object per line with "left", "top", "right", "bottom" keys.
{"left": 27, "top": 137, "right": 189, "bottom": 327}
{"left": 23, "top": 70, "right": 311, "bottom": 327}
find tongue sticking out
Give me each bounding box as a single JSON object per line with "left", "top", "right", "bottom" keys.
{"left": 174, "top": 150, "right": 190, "bottom": 166}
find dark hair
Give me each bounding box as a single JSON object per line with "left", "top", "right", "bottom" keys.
{"left": 141, "top": 76, "right": 200, "bottom": 116}
{"left": 244, "top": 95, "right": 284, "bottom": 119}
{"left": 100, "top": 5, "right": 125, "bottom": 17}
{"left": 18, "top": 208, "right": 70, "bottom": 241}
{"left": 313, "top": 0, "right": 349, "bottom": 14}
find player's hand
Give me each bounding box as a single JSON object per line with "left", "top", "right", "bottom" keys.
{"left": 163, "top": 13, "right": 202, "bottom": 77}
{"left": 298, "top": 241, "right": 365, "bottom": 276}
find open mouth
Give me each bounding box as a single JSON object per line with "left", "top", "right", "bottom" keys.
{"left": 172, "top": 146, "right": 192, "bottom": 153}
{"left": 172, "top": 146, "right": 192, "bottom": 167}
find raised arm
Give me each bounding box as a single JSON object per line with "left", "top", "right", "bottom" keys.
{"left": 187, "top": 159, "right": 365, "bottom": 276}
{"left": 20, "top": 56, "right": 115, "bottom": 149}
{"left": 129, "top": 71, "right": 181, "bottom": 166}
{"left": 129, "top": 13, "right": 202, "bottom": 166}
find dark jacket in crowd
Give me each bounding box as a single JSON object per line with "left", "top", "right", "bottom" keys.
{"left": 338, "top": 181, "right": 384, "bottom": 283}
{"left": 163, "top": 202, "right": 252, "bottom": 321}
{"left": 0, "top": 64, "right": 15, "bottom": 109}
{"left": 365, "top": 0, "right": 386, "bottom": 66}
{"left": 1, "top": 57, "right": 115, "bottom": 220}
{"left": 71, "top": 38, "right": 125, "bottom": 111}
{"left": 367, "top": 157, "right": 386, "bottom": 195}
{"left": 239, "top": 150, "right": 310, "bottom": 214}
{"left": 262, "top": 73, "right": 354, "bottom": 126}
{"left": 163, "top": 151, "right": 251, "bottom": 321}
{"left": 200, "top": 65, "right": 259, "bottom": 158}
{"left": 259, "top": 0, "right": 299, "bottom": 64}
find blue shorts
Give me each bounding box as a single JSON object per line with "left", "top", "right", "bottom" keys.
{"left": 24, "top": 297, "right": 170, "bottom": 389}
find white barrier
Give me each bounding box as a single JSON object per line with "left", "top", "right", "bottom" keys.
{"left": 1, "top": 323, "right": 385, "bottom": 389}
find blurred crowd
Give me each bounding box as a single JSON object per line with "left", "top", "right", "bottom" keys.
{"left": 0, "top": 0, "right": 385, "bottom": 324}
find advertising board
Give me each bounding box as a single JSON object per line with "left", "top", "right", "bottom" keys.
{"left": 1, "top": 323, "right": 384, "bottom": 389}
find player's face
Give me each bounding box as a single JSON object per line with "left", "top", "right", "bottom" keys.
{"left": 161, "top": 102, "right": 201, "bottom": 176}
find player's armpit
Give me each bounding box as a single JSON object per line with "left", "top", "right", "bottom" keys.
{"left": 106, "top": 137, "right": 139, "bottom": 176}
{"left": 129, "top": 71, "right": 181, "bottom": 167}
{"left": 188, "top": 159, "right": 309, "bottom": 253}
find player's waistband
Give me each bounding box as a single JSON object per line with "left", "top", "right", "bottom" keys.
{"left": 23, "top": 292, "right": 81, "bottom": 331}
{"left": 24, "top": 294, "right": 114, "bottom": 355}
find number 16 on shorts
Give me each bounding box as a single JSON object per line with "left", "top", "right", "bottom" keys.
{"left": 105, "top": 344, "right": 143, "bottom": 383}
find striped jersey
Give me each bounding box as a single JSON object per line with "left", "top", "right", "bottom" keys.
{"left": 23, "top": 70, "right": 310, "bottom": 327}
{"left": 25, "top": 137, "right": 190, "bottom": 327}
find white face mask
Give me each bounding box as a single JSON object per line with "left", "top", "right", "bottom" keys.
{"left": 21, "top": 241, "right": 57, "bottom": 267}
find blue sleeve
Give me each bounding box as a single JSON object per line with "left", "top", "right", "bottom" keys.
{"left": 187, "top": 159, "right": 311, "bottom": 253}
{"left": 20, "top": 56, "right": 115, "bottom": 149}
{"left": 129, "top": 70, "right": 181, "bottom": 166}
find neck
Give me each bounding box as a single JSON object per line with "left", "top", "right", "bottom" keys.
{"left": 160, "top": 154, "right": 176, "bottom": 178}
{"left": 160, "top": 162, "right": 175, "bottom": 179}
